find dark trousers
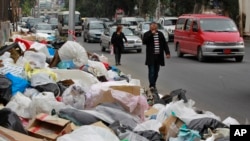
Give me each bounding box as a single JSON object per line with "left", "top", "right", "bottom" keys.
{"left": 115, "top": 47, "right": 122, "bottom": 64}
{"left": 148, "top": 64, "right": 160, "bottom": 88}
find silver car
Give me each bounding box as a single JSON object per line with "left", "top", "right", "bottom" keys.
{"left": 100, "top": 27, "right": 142, "bottom": 53}
{"left": 135, "top": 22, "right": 169, "bottom": 42}
{"left": 32, "top": 23, "right": 56, "bottom": 36}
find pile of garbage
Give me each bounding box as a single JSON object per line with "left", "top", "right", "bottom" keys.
{"left": 0, "top": 33, "right": 239, "bottom": 141}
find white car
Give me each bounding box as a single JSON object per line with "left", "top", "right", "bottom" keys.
{"left": 100, "top": 27, "right": 142, "bottom": 53}
{"left": 135, "top": 22, "right": 169, "bottom": 42}
{"left": 32, "top": 23, "right": 57, "bottom": 36}
{"left": 158, "top": 17, "right": 178, "bottom": 41}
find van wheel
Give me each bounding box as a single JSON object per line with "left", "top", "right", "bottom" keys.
{"left": 176, "top": 44, "right": 183, "bottom": 57}
{"left": 235, "top": 56, "right": 243, "bottom": 62}
{"left": 198, "top": 48, "right": 205, "bottom": 62}
{"left": 137, "top": 49, "right": 142, "bottom": 53}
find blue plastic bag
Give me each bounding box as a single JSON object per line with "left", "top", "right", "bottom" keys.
{"left": 5, "top": 73, "right": 29, "bottom": 95}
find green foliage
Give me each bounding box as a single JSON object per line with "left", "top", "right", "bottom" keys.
{"left": 62, "top": 0, "right": 239, "bottom": 22}
{"left": 21, "top": 0, "right": 31, "bottom": 16}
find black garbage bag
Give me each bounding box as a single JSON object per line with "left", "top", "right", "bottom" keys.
{"left": 0, "top": 75, "right": 12, "bottom": 105}
{"left": 58, "top": 108, "right": 101, "bottom": 126}
{"left": 187, "top": 118, "right": 229, "bottom": 138}
{"left": 109, "top": 121, "right": 149, "bottom": 141}
{"left": 0, "top": 108, "right": 27, "bottom": 134}
{"left": 156, "top": 89, "right": 188, "bottom": 105}
{"left": 35, "top": 83, "right": 60, "bottom": 97}
{"left": 135, "top": 130, "right": 165, "bottom": 141}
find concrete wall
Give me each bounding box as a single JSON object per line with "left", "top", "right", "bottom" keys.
{"left": 0, "top": 21, "right": 11, "bottom": 46}
{"left": 239, "top": 0, "right": 250, "bottom": 35}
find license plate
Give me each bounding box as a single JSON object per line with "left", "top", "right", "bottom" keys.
{"left": 224, "top": 49, "right": 231, "bottom": 54}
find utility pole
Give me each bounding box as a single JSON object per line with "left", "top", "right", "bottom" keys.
{"left": 68, "top": 0, "right": 76, "bottom": 41}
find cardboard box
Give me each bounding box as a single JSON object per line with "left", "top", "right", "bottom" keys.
{"left": 92, "top": 121, "right": 114, "bottom": 134}
{"left": 159, "top": 115, "right": 184, "bottom": 140}
{"left": 0, "top": 126, "right": 43, "bottom": 141}
{"left": 27, "top": 113, "right": 72, "bottom": 141}
{"left": 144, "top": 107, "right": 159, "bottom": 117}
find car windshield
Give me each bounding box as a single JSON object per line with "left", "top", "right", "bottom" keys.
{"left": 89, "top": 23, "right": 104, "bottom": 29}
{"left": 164, "top": 19, "right": 177, "bottom": 26}
{"left": 36, "top": 24, "right": 53, "bottom": 30}
{"left": 49, "top": 18, "right": 58, "bottom": 24}
{"left": 200, "top": 18, "right": 238, "bottom": 32}
{"left": 142, "top": 23, "right": 164, "bottom": 30}
{"left": 110, "top": 27, "right": 134, "bottom": 36}
{"left": 123, "top": 28, "right": 134, "bottom": 36}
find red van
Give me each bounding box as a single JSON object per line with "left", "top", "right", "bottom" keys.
{"left": 174, "top": 14, "right": 245, "bottom": 62}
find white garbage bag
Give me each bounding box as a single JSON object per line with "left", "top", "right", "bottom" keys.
{"left": 5, "top": 92, "right": 32, "bottom": 118}
{"left": 51, "top": 69, "right": 99, "bottom": 91}
{"left": 58, "top": 41, "right": 88, "bottom": 68}
{"left": 134, "top": 119, "right": 162, "bottom": 133}
{"left": 222, "top": 117, "right": 240, "bottom": 126}
{"left": 30, "top": 42, "right": 50, "bottom": 57}
{"left": 16, "top": 51, "right": 47, "bottom": 69}
{"left": 30, "top": 92, "right": 67, "bottom": 118}
{"left": 165, "top": 100, "right": 221, "bottom": 125}
{"left": 88, "top": 60, "right": 108, "bottom": 77}
{"left": 62, "top": 84, "right": 86, "bottom": 109}
{"left": 57, "top": 125, "right": 119, "bottom": 141}
{"left": 107, "top": 70, "right": 119, "bottom": 80}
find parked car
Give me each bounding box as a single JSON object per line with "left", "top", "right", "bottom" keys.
{"left": 83, "top": 17, "right": 98, "bottom": 30}
{"left": 20, "top": 16, "right": 33, "bottom": 28}
{"left": 120, "top": 17, "right": 139, "bottom": 31}
{"left": 158, "top": 17, "right": 178, "bottom": 41}
{"left": 83, "top": 21, "right": 105, "bottom": 43}
{"left": 135, "top": 22, "right": 169, "bottom": 42}
{"left": 32, "top": 23, "right": 56, "bottom": 36}
{"left": 100, "top": 26, "right": 142, "bottom": 53}
{"left": 174, "top": 14, "right": 245, "bottom": 62}
{"left": 48, "top": 18, "right": 58, "bottom": 29}
{"left": 26, "top": 18, "right": 44, "bottom": 30}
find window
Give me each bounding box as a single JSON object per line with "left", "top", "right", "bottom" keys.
{"left": 176, "top": 18, "right": 186, "bottom": 30}
{"left": 192, "top": 21, "right": 198, "bottom": 32}
{"left": 184, "top": 19, "right": 193, "bottom": 31}
{"left": 164, "top": 19, "right": 177, "bottom": 26}
{"left": 200, "top": 18, "right": 238, "bottom": 32}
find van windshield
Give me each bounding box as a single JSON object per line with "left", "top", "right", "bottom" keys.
{"left": 200, "top": 18, "right": 238, "bottom": 32}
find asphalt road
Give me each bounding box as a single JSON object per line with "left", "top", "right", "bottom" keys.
{"left": 76, "top": 36, "right": 250, "bottom": 123}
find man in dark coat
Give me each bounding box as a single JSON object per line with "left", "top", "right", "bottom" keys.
{"left": 143, "top": 22, "right": 170, "bottom": 92}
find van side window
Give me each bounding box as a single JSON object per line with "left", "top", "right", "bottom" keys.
{"left": 184, "top": 19, "right": 192, "bottom": 31}
{"left": 176, "top": 18, "right": 186, "bottom": 30}
{"left": 192, "top": 21, "right": 198, "bottom": 32}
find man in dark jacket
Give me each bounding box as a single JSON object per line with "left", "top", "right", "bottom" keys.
{"left": 143, "top": 22, "right": 170, "bottom": 92}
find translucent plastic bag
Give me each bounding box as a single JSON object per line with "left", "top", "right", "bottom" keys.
{"left": 30, "top": 92, "right": 66, "bottom": 118}
{"left": 52, "top": 69, "right": 99, "bottom": 91}
{"left": 88, "top": 60, "right": 108, "bottom": 77}
{"left": 165, "top": 100, "right": 221, "bottom": 125}
{"left": 99, "top": 54, "right": 108, "bottom": 63}
{"left": 5, "top": 92, "right": 32, "bottom": 118}
{"left": 62, "top": 84, "right": 86, "bottom": 109}
{"left": 134, "top": 119, "right": 162, "bottom": 133}
{"left": 58, "top": 41, "right": 88, "bottom": 68}
{"left": 57, "top": 125, "right": 120, "bottom": 141}
{"left": 111, "top": 89, "right": 149, "bottom": 121}
{"left": 23, "top": 51, "right": 47, "bottom": 69}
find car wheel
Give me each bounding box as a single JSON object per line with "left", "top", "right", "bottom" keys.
{"left": 176, "top": 43, "right": 184, "bottom": 57}
{"left": 137, "top": 49, "right": 142, "bottom": 53}
{"left": 235, "top": 56, "right": 243, "bottom": 62}
{"left": 197, "top": 48, "right": 205, "bottom": 62}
